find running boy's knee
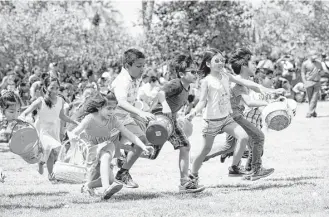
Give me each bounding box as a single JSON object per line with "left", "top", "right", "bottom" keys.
{"left": 179, "top": 143, "right": 191, "bottom": 153}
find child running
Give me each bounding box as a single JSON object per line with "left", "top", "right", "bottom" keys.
{"left": 19, "top": 77, "right": 78, "bottom": 182}
{"left": 71, "top": 92, "right": 154, "bottom": 200}
{"left": 156, "top": 53, "right": 205, "bottom": 193}
{"left": 187, "top": 48, "right": 274, "bottom": 182}
{"left": 0, "top": 90, "right": 22, "bottom": 182}
{"left": 224, "top": 48, "right": 283, "bottom": 180}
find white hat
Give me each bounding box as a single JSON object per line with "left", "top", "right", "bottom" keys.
{"left": 102, "top": 72, "right": 110, "bottom": 79}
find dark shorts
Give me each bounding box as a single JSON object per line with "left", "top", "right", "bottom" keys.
{"left": 166, "top": 115, "right": 190, "bottom": 150}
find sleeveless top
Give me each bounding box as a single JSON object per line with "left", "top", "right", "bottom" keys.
{"left": 203, "top": 73, "right": 232, "bottom": 120}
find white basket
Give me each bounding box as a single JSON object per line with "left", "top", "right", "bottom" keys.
{"left": 53, "top": 139, "right": 89, "bottom": 184}
{"left": 53, "top": 161, "right": 87, "bottom": 184}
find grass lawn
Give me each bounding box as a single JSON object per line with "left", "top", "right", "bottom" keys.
{"left": 1, "top": 102, "right": 329, "bottom": 217}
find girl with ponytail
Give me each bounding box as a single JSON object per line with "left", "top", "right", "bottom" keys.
{"left": 187, "top": 48, "right": 277, "bottom": 184}
{"left": 19, "top": 77, "right": 78, "bottom": 182}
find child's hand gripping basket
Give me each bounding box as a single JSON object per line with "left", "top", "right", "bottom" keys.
{"left": 8, "top": 119, "right": 43, "bottom": 164}
{"left": 262, "top": 97, "right": 297, "bottom": 131}
{"left": 53, "top": 136, "right": 89, "bottom": 184}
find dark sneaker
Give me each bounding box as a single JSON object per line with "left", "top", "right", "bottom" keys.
{"left": 228, "top": 165, "right": 247, "bottom": 177}
{"left": 102, "top": 183, "right": 123, "bottom": 200}
{"left": 220, "top": 152, "right": 233, "bottom": 163}
{"left": 179, "top": 179, "right": 205, "bottom": 193}
{"left": 312, "top": 112, "right": 317, "bottom": 117}
{"left": 115, "top": 171, "right": 139, "bottom": 188}
{"left": 243, "top": 167, "right": 274, "bottom": 181}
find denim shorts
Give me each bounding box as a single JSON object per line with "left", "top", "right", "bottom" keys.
{"left": 202, "top": 115, "right": 235, "bottom": 137}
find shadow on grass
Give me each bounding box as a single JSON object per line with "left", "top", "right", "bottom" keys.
{"left": 6, "top": 191, "right": 69, "bottom": 198}
{"left": 239, "top": 181, "right": 316, "bottom": 191}
{"left": 208, "top": 181, "right": 316, "bottom": 191}
{"left": 0, "top": 203, "right": 65, "bottom": 211}
{"left": 72, "top": 191, "right": 212, "bottom": 204}
{"left": 266, "top": 176, "right": 324, "bottom": 182}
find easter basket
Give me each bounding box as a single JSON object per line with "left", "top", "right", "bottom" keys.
{"left": 53, "top": 137, "right": 89, "bottom": 184}
{"left": 262, "top": 98, "right": 296, "bottom": 131}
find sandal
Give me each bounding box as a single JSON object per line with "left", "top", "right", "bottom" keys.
{"left": 48, "top": 172, "right": 58, "bottom": 184}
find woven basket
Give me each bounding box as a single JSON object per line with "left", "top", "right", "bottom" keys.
{"left": 262, "top": 98, "right": 292, "bottom": 131}
{"left": 53, "top": 139, "right": 88, "bottom": 184}
{"left": 264, "top": 109, "right": 291, "bottom": 131}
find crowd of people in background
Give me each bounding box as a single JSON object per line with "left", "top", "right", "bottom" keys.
{"left": 1, "top": 49, "right": 328, "bottom": 115}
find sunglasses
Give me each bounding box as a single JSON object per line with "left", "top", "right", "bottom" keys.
{"left": 185, "top": 69, "right": 199, "bottom": 75}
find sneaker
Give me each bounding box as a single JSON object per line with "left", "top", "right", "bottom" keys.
{"left": 179, "top": 179, "right": 205, "bottom": 193}
{"left": 81, "top": 184, "right": 96, "bottom": 197}
{"left": 312, "top": 112, "right": 317, "bottom": 117}
{"left": 228, "top": 165, "right": 247, "bottom": 177}
{"left": 220, "top": 152, "right": 233, "bottom": 163}
{"left": 38, "top": 162, "right": 44, "bottom": 175}
{"left": 102, "top": 183, "right": 123, "bottom": 200}
{"left": 243, "top": 167, "right": 274, "bottom": 181}
{"left": 115, "top": 170, "right": 139, "bottom": 188}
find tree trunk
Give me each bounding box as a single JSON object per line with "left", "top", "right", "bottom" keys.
{"left": 142, "top": 1, "right": 154, "bottom": 32}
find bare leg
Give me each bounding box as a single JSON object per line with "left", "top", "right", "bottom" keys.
{"left": 190, "top": 135, "right": 215, "bottom": 174}
{"left": 178, "top": 144, "right": 191, "bottom": 182}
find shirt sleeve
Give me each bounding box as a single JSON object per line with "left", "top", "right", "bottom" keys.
{"left": 112, "top": 116, "right": 123, "bottom": 129}
{"left": 161, "top": 79, "right": 182, "bottom": 98}
{"left": 112, "top": 76, "right": 130, "bottom": 102}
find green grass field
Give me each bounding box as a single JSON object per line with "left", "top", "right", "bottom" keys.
{"left": 1, "top": 102, "right": 329, "bottom": 217}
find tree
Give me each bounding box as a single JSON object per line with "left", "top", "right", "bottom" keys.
{"left": 142, "top": 1, "right": 252, "bottom": 64}
{"left": 0, "top": 1, "right": 133, "bottom": 74}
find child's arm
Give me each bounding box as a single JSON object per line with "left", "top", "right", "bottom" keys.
{"left": 241, "top": 93, "right": 268, "bottom": 108}
{"left": 186, "top": 79, "right": 208, "bottom": 120}
{"left": 117, "top": 125, "right": 154, "bottom": 154}
{"left": 71, "top": 116, "right": 90, "bottom": 137}
{"left": 225, "top": 71, "right": 284, "bottom": 95}
{"left": 59, "top": 102, "right": 79, "bottom": 125}
{"left": 19, "top": 98, "right": 42, "bottom": 118}
{"left": 157, "top": 90, "right": 172, "bottom": 115}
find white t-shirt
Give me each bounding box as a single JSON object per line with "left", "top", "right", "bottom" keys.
{"left": 203, "top": 74, "right": 232, "bottom": 119}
